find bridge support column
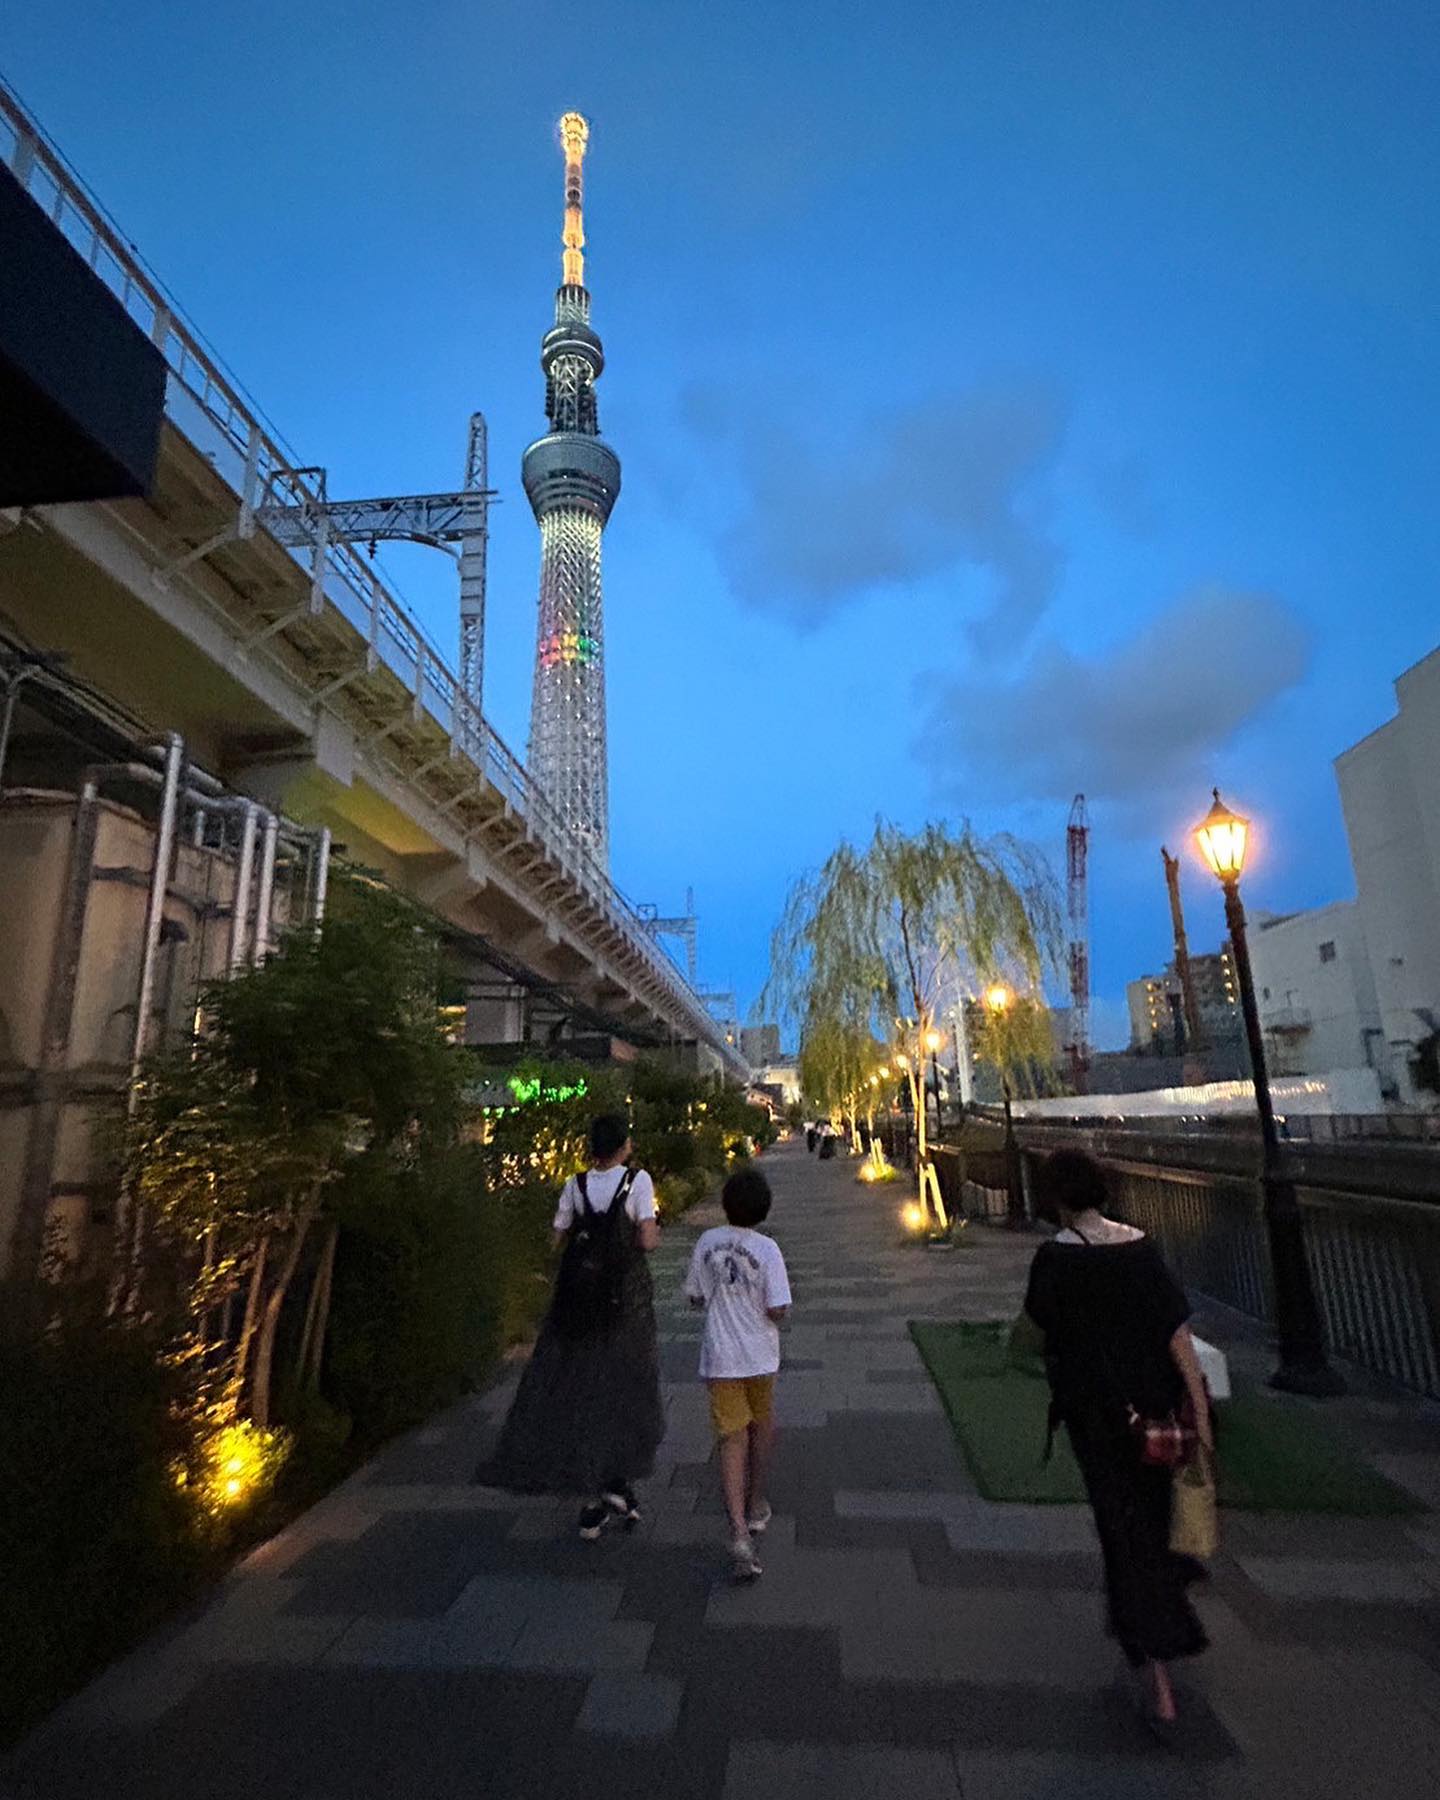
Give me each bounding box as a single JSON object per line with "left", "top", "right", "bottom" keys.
{"left": 464, "top": 980, "right": 528, "bottom": 1048}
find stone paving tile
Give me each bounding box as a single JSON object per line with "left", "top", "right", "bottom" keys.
{"left": 953, "top": 1750, "right": 1208, "bottom": 1798}
{"left": 839, "top": 1588, "right": 1106, "bottom": 1688}
{"left": 576, "top": 1669, "right": 684, "bottom": 1738}
{"left": 721, "top": 1739, "right": 961, "bottom": 1800}
{"left": 1232, "top": 1553, "right": 1438, "bottom": 1604}
{"left": 1373, "top": 1450, "right": 1440, "bottom": 1509}
{"left": 8, "top": 1141, "right": 1440, "bottom": 1800}
{"left": 1220, "top": 1510, "right": 1428, "bottom": 1562}
{"left": 836, "top": 1489, "right": 1098, "bottom": 1555}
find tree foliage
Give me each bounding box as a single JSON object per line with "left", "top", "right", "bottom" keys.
{"left": 766, "top": 819, "right": 1060, "bottom": 1223}
{"left": 127, "top": 876, "right": 467, "bottom": 1428}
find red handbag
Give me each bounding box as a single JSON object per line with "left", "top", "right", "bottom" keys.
{"left": 1128, "top": 1401, "right": 1199, "bottom": 1468}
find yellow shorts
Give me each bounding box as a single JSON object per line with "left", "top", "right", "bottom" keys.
{"left": 708, "top": 1375, "right": 776, "bottom": 1438}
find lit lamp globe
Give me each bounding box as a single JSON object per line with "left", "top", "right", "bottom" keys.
{"left": 924, "top": 1028, "right": 944, "bottom": 1053}
{"left": 984, "top": 982, "right": 1012, "bottom": 1016}
{"left": 1194, "top": 788, "right": 1249, "bottom": 887}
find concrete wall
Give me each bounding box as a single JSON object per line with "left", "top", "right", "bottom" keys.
{"left": 0, "top": 790, "right": 252, "bottom": 1276}
{"left": 1249, "top": 901, "right": 1389, "bottom": 1087}
{"left": 1336, "top": 644, "right": 1440, "bottom": 1103}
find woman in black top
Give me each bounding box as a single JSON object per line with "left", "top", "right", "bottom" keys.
{"left": 1024, "top": 1149, "right": 1213, "bottom": 1731}
{"left": 477, "top": 1114, "right": 665, "bottom": 1540}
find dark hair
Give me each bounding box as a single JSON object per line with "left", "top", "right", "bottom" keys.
{"left": 1036, "top": 1148, "right": 1109, "bottom": 1223}
{"left": 589, "top": 1113, "right": 631, "bottom": 1161}
{"left": 722, "top": 1166, "right": 772, "bottom": 1227}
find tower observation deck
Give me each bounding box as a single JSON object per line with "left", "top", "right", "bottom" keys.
{"left": 523, "top": 112, "right": 621, "bottom": 869}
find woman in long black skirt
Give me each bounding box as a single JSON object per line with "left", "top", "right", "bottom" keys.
{"left": 1023, "top": 1149, "right": 1213, "bottom": 1734}
{"left": 478, "top": 1113, "right": 665, "bottom": 1539}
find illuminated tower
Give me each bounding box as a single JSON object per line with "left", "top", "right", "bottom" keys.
{"left": 523, "top": 111, "right": 620, "bottom": 867}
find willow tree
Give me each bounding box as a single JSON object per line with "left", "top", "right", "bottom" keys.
{"left": 766, "top": 821, "right": 1060, "bottom": 1230}
{"left": 797, "top": 1015, "right": 886, "bottom": 1153}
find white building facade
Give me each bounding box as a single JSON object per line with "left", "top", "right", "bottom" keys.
{"left": 1335, "top": 645, "right": 1440, "bottom": 1105}
{"left": 1248, "top": 902, "right": 1391, "bottom": 1093}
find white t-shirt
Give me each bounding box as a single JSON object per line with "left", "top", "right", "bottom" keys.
{"left": 553, "top": 1165, "right": 657, "bottom": 1233}
{"left": 684, "top": 1226, "right": 792, "bottom": 1379}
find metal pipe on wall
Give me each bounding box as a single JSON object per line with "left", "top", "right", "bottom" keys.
{"left": 312, "top": 826, "right": 332, "bottom": 922}
{"left": 227, "top": 803, "right": 259, "bottom": 972}
{"left": 252, "top": 813, "right": 279, "bottom": 963}
{"left": 128, "top": 733, "right": 184, "bottom": 1091}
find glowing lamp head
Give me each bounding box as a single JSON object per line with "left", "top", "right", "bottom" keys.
{"left": 924, "top": 1028, "right": 943, "bottom": 1053}
{"left": 984, "top": 983, "right": 1012, "bottom": 1016}
{"left": 894, "top": 1052, "right": 910, "bottom": 1068}
{"left": 559, "top": 111, "right": 590, "bottom": 159}
{"left": 1195, "top": 788, "right": 1250, "bottom": 885}
{"left": 901, "top": 1202, "right": 926, "bottom": 1232}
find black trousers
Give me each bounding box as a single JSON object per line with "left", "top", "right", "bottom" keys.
{"left": 1066, "top": 1413, "right": 1208, "bottom": 1667}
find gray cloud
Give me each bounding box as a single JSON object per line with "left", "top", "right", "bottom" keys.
{"left": 916, "top": 587, "right": 1311, "bottom": 811}
{"left": 696, "top": 383, "right": 1066, "bottom": 643}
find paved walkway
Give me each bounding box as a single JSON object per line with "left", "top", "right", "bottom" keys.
{"left": 8, "top": 1141, "right": 1440, "bottom": 1799}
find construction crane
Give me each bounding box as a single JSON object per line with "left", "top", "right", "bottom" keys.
{"left": 1161, "top": 846, "right": 1204, "bottom": 1051}
{"left": 1065, "top": 795, "right": 1091, "bottom": 1092}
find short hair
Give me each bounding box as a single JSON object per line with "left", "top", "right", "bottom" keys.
{"left": 722, "top": 1166, "right": 772, "bottom": 1227}
{"left": 589, "top": 1113, "right": 631, "bottom": 1160}
{"left": 1037, "top": 1148, "right": 1109, "bottom": 1222}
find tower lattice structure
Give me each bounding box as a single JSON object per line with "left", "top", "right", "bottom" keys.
{"left": 523, "top": 112, "right": 621, "bottom": 868}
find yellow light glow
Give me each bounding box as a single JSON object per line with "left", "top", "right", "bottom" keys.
{"left": 924, "top": 1028, "right": 943, "bottom": 1053}
{"left": 878, "top": 1066, "right": 890, "bottom": 1079}
{"left": 1194, "top": 788, "right": 1250, "bottom": 884}
{"left": 558, "top": 112, "right": 590, "bottom": 287}
{"left": 901, "top": 1202, "right": 926, "bottom": 1232}
{"left": 894, "top": 1052, "right": 910, "bottom": 1068}
{"left": 859, "top": 1164, "right": 878, "bottom": 1182}
{"left": 984, "top": 983, "right": 1013, "bottom": 1015}
{"left": 185, "top": 1418, "right": 289, "bottom": 1519}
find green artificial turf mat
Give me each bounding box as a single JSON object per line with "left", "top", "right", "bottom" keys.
{"left": 908, "top": 1319, "right": 1424, "bottom": 1516}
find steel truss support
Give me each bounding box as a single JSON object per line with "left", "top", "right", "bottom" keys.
{"left": 253, "top": 415, "right": 496, "bottom": 719}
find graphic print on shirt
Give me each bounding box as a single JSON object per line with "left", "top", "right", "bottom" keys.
{"left": 685, "top": 1227, "right": 792, "bottom": 1381}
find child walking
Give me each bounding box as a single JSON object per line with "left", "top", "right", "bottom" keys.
{"left": 685, "top": 1167, "right": 792, "bottom": 1579}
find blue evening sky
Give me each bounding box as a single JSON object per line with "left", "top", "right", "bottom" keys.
{"left": 8, "top": 3, "right": 1439, "bottom": 1046}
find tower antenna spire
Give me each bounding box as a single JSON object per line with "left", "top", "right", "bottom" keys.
{"left": 559, "top": 111, "right": 589, "bottom": 290}
{"left": 523, "top": 111, "right": 621, "bottom": 868}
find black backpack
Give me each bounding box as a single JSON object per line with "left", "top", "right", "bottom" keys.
{"left": 551, "top": 1168, "right": 638, "bottom": 1340}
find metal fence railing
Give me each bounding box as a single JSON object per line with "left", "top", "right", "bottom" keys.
{"left": 881, "top": 1104, "right": 1440, "bottom": 1399}
{"left": 1055, "top": 1145, "right": 1440, "bottom": 1402}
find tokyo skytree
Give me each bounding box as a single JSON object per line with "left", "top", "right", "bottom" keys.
{"left": 522, "top": 112, "right": 621, "bottom": 869}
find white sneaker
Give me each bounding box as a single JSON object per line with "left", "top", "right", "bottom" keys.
{"left": 746, "top": 1502, "right": 773, "bottom": 1536}
{"left": 729, "top": 1533, "right": 763, "bottom": 1581}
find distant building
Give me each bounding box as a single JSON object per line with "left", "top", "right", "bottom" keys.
{"left": 1126, "top": 948, "right": 1240, "bottom": 1055}
{"left": 1336, "top": 643, "right": 1440, "bottom": 1104}
{"left": 741, "top": 1023, "right": 782, "bottom": 1067}
{"left": 1248, "top": 903, "right": 1392, "bottom": 1091}
{"left": 752, "top": 1062, "right": 800, "bottom": 1107}
{"left": 1126, "top": 975, "right": 1176, "bottom": 1052}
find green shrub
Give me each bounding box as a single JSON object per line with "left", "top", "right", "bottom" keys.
{"left": 0, "top": 1291, "right": 210, "bottom": 1744}
{"left": 323, "top": 1145, "right": 500, "bottom": 1446}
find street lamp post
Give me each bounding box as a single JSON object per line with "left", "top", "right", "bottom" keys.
{"left": 1194, "top": 790, "right": 1343, "bottom": 1395}
{"left": 984, "top": 983, "right": 1027, "bottom": 1226}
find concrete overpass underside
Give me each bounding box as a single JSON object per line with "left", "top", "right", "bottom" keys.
{"left": 0, "top": 422, "right": 734, "bottom": 1070}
